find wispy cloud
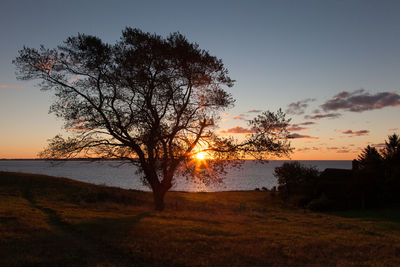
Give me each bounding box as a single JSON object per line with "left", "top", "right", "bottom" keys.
{"left": 304, "top": 113, "right": 341, "bottom": 120}
{"left": 232, "top": 114, "right": 248, "bottom": 121}
{"left": 286, "top": 98, "right": 315, "bottom": 115}
{"left": 326, "top": 147, "right": 339, "bottom": 150}
{"left": 296, "top": 147, "right": 320, "bottom": 152}
{"left": 287, "top": 121, "right": 316, "bottom": 131}
{"left": 326, "top": 146, "right": 355, "bottom": 153}
{"left": 221, "top": 113, "right": 232, "bottom": 122}
{"left": 372, "top": 143, "right": 386, "bottom": 148}
{"left": 287, "top": 133, "right": 318, "bottom": 139}
{"left": 321, "top": 89, "right": 400, "bottom": 112}
{"left": 287, "top": 124, "right": 308, "bottom": 131}
{"left": 300, "top": 121, "right": 316, "bottom": 125}
{"left": 247, "top": 109, "right": 262, "bottom": 113}
{"left": 342, "top": 129, "right": 369, "bottom": 136}
{"left": 220, "top": 126, "right": 254, "bottom": 134}
{"left": 325, "top": 144, "right": 355, "bottom": 153}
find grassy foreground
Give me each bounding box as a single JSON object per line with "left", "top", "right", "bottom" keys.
{"left": 1, "top": 172, "right": 400, "bottom": 266}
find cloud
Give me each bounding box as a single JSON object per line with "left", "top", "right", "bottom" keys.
{"left": 220, "top": 126, "right": 254, "bottom": 134}
{"left": 372, "top": 143, "right": 386, "bottom": 148}
{"left": 287, "top": 121, "right": 316, "bottom": 131}
{"left": 221, "top": 113, "right": 232, "bottom": 122}
{"left": 304, "top": 113, "right": 341, "bottom": 120}
{"left": 326, "top": 147, "right": 339, "bottom": 150}
{"left": 287, "top": 124, "right": 308, "bottom": 131}
{"left": 286, "top": 98, "right": 315, "bottom": 115}
{"left": 300, "top": 121, "right": 316, "bottom": 125}
{"left": 296, "top": 147, "right": 320, "bottom": 152}
{"left": 342, "top": 129, "right": 369, "bottom": 136}
{"left": 247, "top": 109, "right": 262, "bottom": 113}
{"left": 326, "top": 146, "right": 354, "bottom": 153}
{"left": 287, "top": 133, "right": 318, "bottom": 139}
{"left": 232, "top": 114, "right": 248, "bottom": 121}
{"left": 0, "top": 84, "right": 23, "bottom": 89}
{"left": 321, "top": 89, "right": 400, "bottom": 112}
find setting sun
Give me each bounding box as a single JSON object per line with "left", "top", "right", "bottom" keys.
{"left": 195, "top": 151, "right": 208, "bottom": 161}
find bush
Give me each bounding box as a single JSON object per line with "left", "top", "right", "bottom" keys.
{"left": 274, "top": 161, "right": 319, "bottom": 200}
{"left": 307, "top": 193, "right": 333, "bottom": 211}
{"left": 317, "top": 168, "right": 354, "bottom": 209}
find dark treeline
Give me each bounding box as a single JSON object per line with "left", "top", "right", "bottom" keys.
{"left": 274, "top": 133, "right": 400, "bottom": 211}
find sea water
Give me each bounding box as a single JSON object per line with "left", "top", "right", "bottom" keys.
{"left": 0, "top": 160, "right": 351, "bottom": 192}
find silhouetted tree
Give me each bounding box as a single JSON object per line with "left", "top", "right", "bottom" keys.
{"left": 381, "top": 133, "right": 400, "bottom": 187}
{"left": 353, "top": 145, "right": 383, "bottom": 208}
{"left": 381, "top": 134, "right": 400, "bottom": 161}
{"left": 274, "top": 161, "right": 319, "bottom": 201}
{"left": 356, "top": 145, "right": 383, "bottom": 170}
{"left": 14, "top": 28, "right": 292, "bottom": 210}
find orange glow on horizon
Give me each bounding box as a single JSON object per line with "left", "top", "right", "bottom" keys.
{"left": 0, "top": 149, "right": 357, "bottom": 160}
{"left": 0, "top": 136, "right": 359, "bottom": 161}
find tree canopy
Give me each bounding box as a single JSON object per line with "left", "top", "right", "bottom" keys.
{"left": 355, "top": 145, "right": 383, "bottom": 170}
{"left": 14, "top": 27, "right": 292, "bottom": 210}
{"left": 381, "top": 133, "right": 400, "bottom": 162}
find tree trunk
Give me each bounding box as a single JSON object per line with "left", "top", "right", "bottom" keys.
{"left": 146, "top": 167, "right": 174, "bottom": 211}
{"left": 153, "top": 187, "right": 167, "bottom": 211}
{"left": 153, "top": 180, "right": 173, "bottom": 211}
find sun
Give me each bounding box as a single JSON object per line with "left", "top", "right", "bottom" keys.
{"left": 195, "top": 151, "right": 208, "bottom": 161}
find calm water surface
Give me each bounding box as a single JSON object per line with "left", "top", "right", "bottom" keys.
{"left": 0, "top": 160, "right": 351, "bottom": 192}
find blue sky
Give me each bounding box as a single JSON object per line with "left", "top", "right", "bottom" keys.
{"left": 1, "top": 0, "right": 400, "bottom": 159}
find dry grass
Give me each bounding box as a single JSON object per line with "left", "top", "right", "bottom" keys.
{"left": 1, "top": 171, "right": 400, "bottom": 266}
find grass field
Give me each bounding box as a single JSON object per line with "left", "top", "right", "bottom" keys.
{"left": 1, "top": 171, "right": 400, "bottom": 266}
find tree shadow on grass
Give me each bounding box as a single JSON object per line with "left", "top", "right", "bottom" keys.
{"left": 11, "top": 178, "right": 175, "bottom": 266}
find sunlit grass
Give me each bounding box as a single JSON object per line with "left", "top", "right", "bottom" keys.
{"left": 1, "top": 171, "right": 400, "bottom": 266}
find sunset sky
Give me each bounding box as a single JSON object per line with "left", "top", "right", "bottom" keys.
{"left": 1, "top": 0, "right": 400, "bottom": 160}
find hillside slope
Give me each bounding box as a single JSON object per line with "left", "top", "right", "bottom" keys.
{"left": 1, "top": 171, "right": 400, "bottom": 266}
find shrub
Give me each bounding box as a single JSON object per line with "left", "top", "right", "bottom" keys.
{"left": 317, "top": 168, "right": 354, "bottom": 209}
{"left": 307, "top": 193, "right": 333, "bottom": 211}
{"left": 274, "top": 161, "right": 319, "bottom": 200}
